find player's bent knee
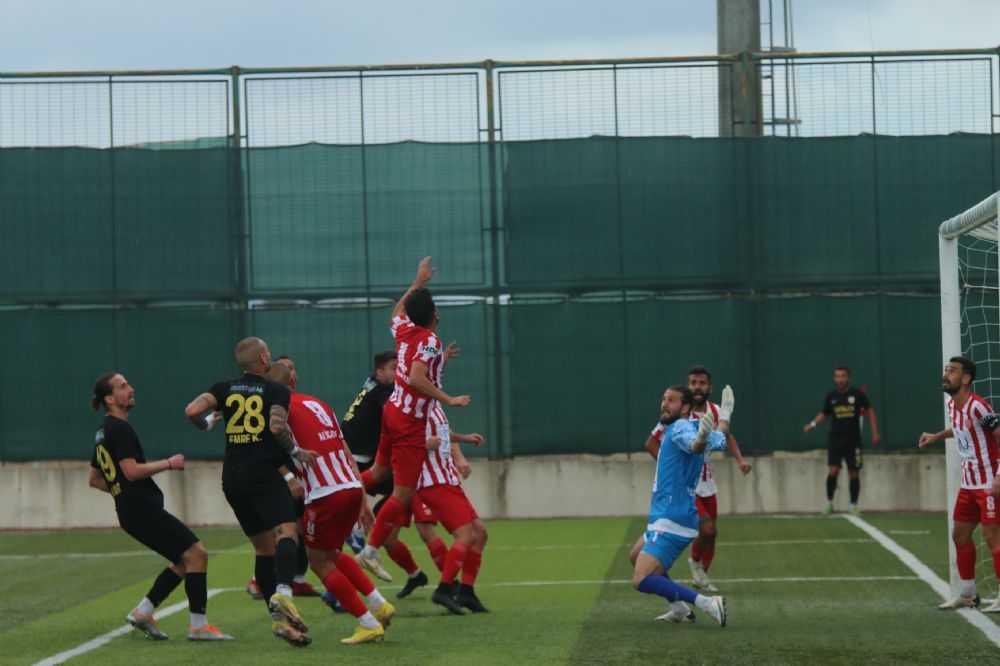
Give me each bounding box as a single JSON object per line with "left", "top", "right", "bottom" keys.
{"left": 183, "top": 542, "right": 208, "bottom": 570}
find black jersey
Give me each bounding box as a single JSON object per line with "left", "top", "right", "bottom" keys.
{"left": 209, "top": 372, "right": 291, "bottom": 472}
{"left": 341, "top": 375, "right": 393, "bottom": 459}
{"left": 821, "top": 387, "right": 870, "bottom": 445}
{"left": 90, "top": 415, "right": 164, "bottom": 510}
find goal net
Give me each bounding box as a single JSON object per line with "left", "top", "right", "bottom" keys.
{"left": 938, "top": 190, "right": 1000, "bottom": 601}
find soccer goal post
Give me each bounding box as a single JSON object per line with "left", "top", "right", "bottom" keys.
{"left": 938, "top": 190, "right": 1000, "bottom": 599}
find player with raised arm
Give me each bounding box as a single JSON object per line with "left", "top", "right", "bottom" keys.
{"left": 918, "top": 356, "right": 1000, "bottom": 612}
{"left": 265, "top": 363, "right": 396, "bottom": 644}
{"left": 633, "top": 384, "right": 733, "bottom": 627}
{"left": 88, "top": 373, "right": 232, "bottom": 641}
{"left": 355, "top": 257, "right": 470, "bottom": 584}
{"left": 628, "top": 365, "right": 751, "bottom": 612}
{"left": 184, "top": 337, "right": 318, "bottom": 647}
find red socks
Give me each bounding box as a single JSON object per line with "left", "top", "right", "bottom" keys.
{"left": 334, "top": 551, "right": 375, "bottom": 595}
{"left": 387, "top": 541, "right": 420, "bottom": 576}
{"left": 427, "top": 536, "right": 448, "bottom": 573}
{"left": 368, "top": 495, "right": 405, "bottom": 549}
{"left": 956, "top": 541, "right": 977, "bottom": 580}
{"left": 361, "top": 469, "right": 374, "bottom": 490}
{"left": 441, "top": 541, "right": 469, "bottom": 585}
{"left": 460, "top": 547, "right": 483, "bottom": 585}
{"left": 322, "top": 568, "right": 367, "bottom": 617}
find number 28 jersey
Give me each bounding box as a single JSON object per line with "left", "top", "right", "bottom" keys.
{"left": 386, "top": 315, "right": 443, "bottom": 431}
{"left": 209, "top": 372, "right": 291, "bottom": 471}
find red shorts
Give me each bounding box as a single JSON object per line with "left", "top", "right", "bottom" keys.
{"left": 395, "top": 497, "right": 438, "bottom": 528}
{"left": 373, "top": 408, "right": 428, "bottom": 488}
{"left": 695, "top": 494, "right": 718, "bottom": 522}
{"left": 418, "top": 484, "right": 478, "bottom": 534}
{"left": 953, "top": 487, "right": 1000, "bottom": 525}
{"left": 303, "top": 487, "right": 363, "bottom": 551}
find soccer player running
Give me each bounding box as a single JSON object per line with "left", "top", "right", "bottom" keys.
{"left": 633, "top": 384, "right": 733, "bottom": 627}
{"left": 918, "top": 356, "right": 1000, "bottom": 612}
{"left": 803, "top": 365, "right": 881, "bottom": 515}
{"left": 184, "top": 337, "right": 317, "bottom": 647}
{"left": 356, "top": 257, "right": 471, "bottom": 587}
{"left": 265, "top": 363, "right": 397, "bottom": 644}
{"left": 88, "top": 372, "right": 232, "bottom": 641}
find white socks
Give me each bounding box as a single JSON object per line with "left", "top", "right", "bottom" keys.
{"left": 190, "top": 613, "right": 207, "bottom": 630}
{"left": 670, "top": 600, "right": 689, "bottom": 614}
{"left": 694, "top": 595, "right": 714, "bottom": 612}
{"left": 366, "top": 589, "right": 386, "bottom": 608}
{"left": 960, "top": 579, "right": 977, "bottom": 598}
{"left": 276, "top": 584, "right": 293, "bottom": 599}
{"left": 137, "top": 597, "right": 155, "bottom": 616}
{"left": 359, "top": 612, "right": 379, "bottom": 629}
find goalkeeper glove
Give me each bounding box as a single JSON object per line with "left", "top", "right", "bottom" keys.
{"left": 719, "top": 384, "right": 734, "bottom": 422}
{"left": 205, "top": 411, "right": 223, "bottom": 431}
{"left": 693, "top": 410, "right": 715, "bottom": 446}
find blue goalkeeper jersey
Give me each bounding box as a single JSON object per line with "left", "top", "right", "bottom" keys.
{"left": 647, "top": 419, "right": 727, "bottom": 539}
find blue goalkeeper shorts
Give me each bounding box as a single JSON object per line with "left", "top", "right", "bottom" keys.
{"left": 641, "top": 530, "right": 694, "bottom": 571}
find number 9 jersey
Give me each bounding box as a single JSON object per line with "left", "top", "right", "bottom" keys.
{"left": 209, "top": 372, "right": 291, "bottom": 473}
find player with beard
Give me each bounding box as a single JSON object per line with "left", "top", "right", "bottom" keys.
{"left": 918, "top": 356, "right": 1000, "bottom": 612}
{"left": 632, "top": 385, "right": 732, "bottom": 627}
{"left": 628, "top": 365, "right": 751, "bottom": 619}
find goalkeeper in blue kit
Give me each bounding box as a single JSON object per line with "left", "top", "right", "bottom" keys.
{"left": 632, "top": 384, "right": 733, "bottom": 627}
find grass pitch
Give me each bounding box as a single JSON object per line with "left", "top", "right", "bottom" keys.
{"left": 2, "top": 513, "right": 997, "bottom": 665}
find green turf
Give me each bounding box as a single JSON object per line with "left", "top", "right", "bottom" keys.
{"left": 1, "top": 514, "right": 998, "bottom": 665}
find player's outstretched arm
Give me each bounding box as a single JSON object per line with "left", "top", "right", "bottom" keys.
{"left": 269, "top": 405, "right": 317, "bottom": 465}
{"left": 392, "top": 256, "right": 436, "bottom": 319}
{"left": 917, "top": 428, "right": 952, "bottom": 449}
{"left": 804, "top": 412, "right": 826, "bottom": 434}
{"left": 410, "top": 360, "right": 471, "bottom": 407}
{"left": 725, "top": 434, "right": 752, "bottom": 475}
{"left": 119, "top": 454, "right": 185, "bottom": 481}
{"left": 185, "top": 393, "right": 219, "bottom": 430}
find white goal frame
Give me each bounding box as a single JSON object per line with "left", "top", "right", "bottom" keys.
{"left": 938, "top": 190, "right": 1000, "bottom": 597}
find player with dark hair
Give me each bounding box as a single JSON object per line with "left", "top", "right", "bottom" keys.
{"left": 919, "top": 356, "right": 1000, "bottom": 612}
{"left": 184, "top": 337, "right": 317, "bottom": 647}
{"left": 632, "top": 384, "right": 732, "bottom": 627}
{"left": 266, "top": 362, "right": 396, "bottom": 644}
{"left": 89, "top": 372, "right": 231, "bottom": 641}
{"left": 355, "top": 257, "right": 470, "bottom": 603}
{"left": 804, "top": 365, "right": 881, "bottom": 515}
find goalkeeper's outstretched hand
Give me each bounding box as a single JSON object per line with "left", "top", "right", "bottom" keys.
{"left": 720, "top": 385, "right": 735, "bottom": 422}
{"left": 693, "top": 410, "right": 715, "bottom": 446}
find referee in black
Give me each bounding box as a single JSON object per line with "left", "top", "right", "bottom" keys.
{"left": 89, "top": 372, "right": 231, "bottom": 641}
{"left": 184, "top": 336, "right": 316, "bottom": 647}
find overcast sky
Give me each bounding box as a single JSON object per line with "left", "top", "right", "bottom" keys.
{"left": 2, "top": 0, "right": 998, "bottom": 73}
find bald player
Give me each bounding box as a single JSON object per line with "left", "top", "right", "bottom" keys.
{"left": 185, "top": 337, "right": 317, "bottom": 648}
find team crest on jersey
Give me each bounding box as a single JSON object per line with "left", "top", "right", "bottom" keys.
{"left": 94, "top": 428, "right": 104, "bottom": 444}
{"left": 848, "top": 396, "right": 855, "bottom": 404}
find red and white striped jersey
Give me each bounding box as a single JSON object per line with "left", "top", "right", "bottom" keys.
{"left": 948, "top": 393, "right": 1000, "bottom": 490}
{"left": 386, "top": 315, "right": 443, "bottom": 424}
{"left": 418, "top": 391, "right": 461, "bottom": 488}
{"left": 287, "top": 392, "right": 361, "bottom": 503}
{"left": 650, "top": 401, "right": 721, "bottom": 497}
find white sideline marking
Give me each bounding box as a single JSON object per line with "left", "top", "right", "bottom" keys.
{"left": 888, "top": 530, "right": 931, "bottom": 535}
{"left": 845, "top": 514, "right": 1000, "bottom": 650}
{"left": 0, "top": 551, "right": 155, "bottom": 561}
{"left": 33, "top": 587, "right": 238, "bottom": 666}
{"left": 483, "top": 575, "right": 920, "bottom": 588}
{"left": 489, "top": 538, "right": 874, "bottom": 551}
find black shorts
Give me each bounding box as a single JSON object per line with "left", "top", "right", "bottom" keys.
{"left": 295, "top": 496, "right": 305, "bottom": 520}
{"left": 118, "top": 505, "right": 199, "bottom": 564}
{"left": 828, "top": 440, "right": 863, "bottom": 471}
{"left": 356, "top": 456, "right": 394, "bottom": 497}
{"left": 223, "top": 464, "right": 297, "bottom": 537}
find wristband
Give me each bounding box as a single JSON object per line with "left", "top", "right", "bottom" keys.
{"left": 166, "top": 459, "right": 172, "bottom": 470}
{"left": 283, "top": 471, "right": 295, "bottom": 482}
{"left": 290, "top": 444, "right": 300, "bottom": 456}
{"left": 810, "top": 421, "right": 817, "bottom": 428}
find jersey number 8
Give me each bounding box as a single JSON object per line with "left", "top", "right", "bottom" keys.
{"left": 226, "top": 394, "right": 266, "bottom": 435}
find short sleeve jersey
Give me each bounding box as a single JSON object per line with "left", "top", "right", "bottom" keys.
{"left": 948, "top": 392, "right": 1000, "bottom": 490}
{"left": 822, "top": 387, "right": 870, "bottom": 444}
{"left": 647, "top": 420, "right": 727, "bottom": 538}
{"left": 419, "top": 402, "right": 461, "bottom": 489}
{"left": 341, "top": 375, "right": 394, "bottom": 459}
{"left": 208, "top": 372, "right": 291, "bottom": 470}
{"left": 90, "top": 415, "right": 164, "bottom": 510}
{"left": 386, "top": 315, "right": 443, "bottom": 423}
{"left": 287, "top": 392, "right": 361, "bottom": 503}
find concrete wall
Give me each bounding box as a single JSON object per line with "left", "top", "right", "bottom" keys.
{"left": 0, "top": 452, "right": 947, "bottom": 529}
